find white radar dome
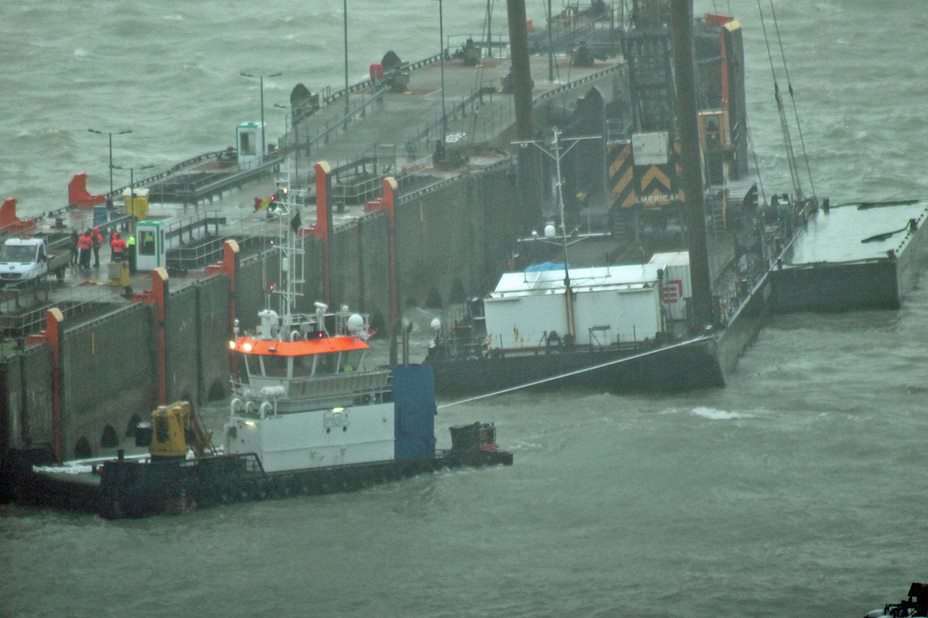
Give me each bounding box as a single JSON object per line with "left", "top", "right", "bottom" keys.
{"left": 346, "top": 313, "right": 365, "bottom": 334}
{"left": 544, "top": 223, "right": 556, "bottom": 239}
{"left": 430, "top": 318, "right": 442, "bottom": 332}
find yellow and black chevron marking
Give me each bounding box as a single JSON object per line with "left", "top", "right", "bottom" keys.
{"left": 637, "top": 142, "right": 686, "bottom": 207}
{"left": 638, "top": 163, "right": 674, "bottom": 207}
{"left": 608, "top": 142, "right": 638, "bottom": 208}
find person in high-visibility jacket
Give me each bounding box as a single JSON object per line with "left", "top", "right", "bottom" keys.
{"left": 126, "top": 234, "right": 137, "bottom": 274}
{"left": 77, "top": 230, "right": 93, "bottom": 270}
{"left": 110, "top": 231, "right": 127, "bottom": 261}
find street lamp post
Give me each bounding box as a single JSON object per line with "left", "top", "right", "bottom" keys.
{"left": 343, "top": 0, "right": 350, "bottom": 117}
{"left": 240, "top": 71, "right": 282, "bottom": 160}
{"left": 438, "top": 0, "right": 447, "bottom": 144}
{"left": 547, "top": 0, "right": 554, "bottom": 82}
{"left": 87, "top": 128, "right": 132, "bottom": 197}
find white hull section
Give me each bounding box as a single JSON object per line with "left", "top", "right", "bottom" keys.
{"left": 224, "top": 402, "right": 396, "bottom": 473}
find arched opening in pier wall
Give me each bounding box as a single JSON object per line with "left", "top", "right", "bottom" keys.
{"left": 100, "top": 425, "right": 118, "bottom": 449}
{"left": 74, "top": 437, "right": 92, "bottom": 459}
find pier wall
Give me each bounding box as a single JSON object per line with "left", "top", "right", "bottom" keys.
{"left": 197, "top": 275, "right": 233, "bottom": 400}
{"left": 165, "top": 275, "right": 231, "bottom": 404}
{"left": 61, "top": 303, "right": 155, "bottom": 459}
{"left": 166, "top": 285, "right": 200, "bottom": 404}
{"left": 395, "top": 165, "right": 519, "bottom": 308}
{"left": 331, "top": 215, "right": 389, "bottom": 322}
{"left": 320, "top": 163, "right": 521, "bottom": 325}
{"left": 1, "top": 346, "right": 53, "bottom": 454}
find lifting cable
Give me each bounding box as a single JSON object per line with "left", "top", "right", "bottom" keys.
{"left": 756, "top": 0, "right": 803, "bottom": 202}
{"left": 769, "top": 0, "right": 817, "bottom": 202}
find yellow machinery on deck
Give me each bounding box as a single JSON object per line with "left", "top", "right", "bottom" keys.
{"left": 149, "top": 401, "right": 215, "bottom": 459}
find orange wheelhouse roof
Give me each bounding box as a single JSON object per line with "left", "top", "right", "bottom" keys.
{"left": 232, "top": 335, "right": 368, "bottom": 357}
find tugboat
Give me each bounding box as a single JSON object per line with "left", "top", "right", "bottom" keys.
{"left": 13, "top": 202, "right": 512, "bottom": 518}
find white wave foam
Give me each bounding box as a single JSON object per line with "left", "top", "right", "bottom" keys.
{"left": 73, "top": 47, "right": 88, "bottom": 58}
{"left": 688, "top": 406, "right": 744, "bottom": 421}
{"left": 163, "top": 14, "right": 184, "bottom": 21}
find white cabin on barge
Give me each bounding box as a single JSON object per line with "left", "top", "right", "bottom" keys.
{"left": 483, "top": 255, "right": 694, "bottom": 351}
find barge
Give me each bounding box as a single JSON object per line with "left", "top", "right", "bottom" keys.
{"left": 426, "top": 257, "right": 724, "bottom": 395}
{"left": 771, "top": 200, "right": 928, "bottom": 312}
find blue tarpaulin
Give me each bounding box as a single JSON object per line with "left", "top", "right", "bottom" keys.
{"left": 524, "top": 261, "right": 566, "bottom": 272}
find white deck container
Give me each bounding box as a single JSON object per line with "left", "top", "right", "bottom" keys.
{"left": 483, "top": 264, "right": 663, "bottom": 349}
{"left": 649, "top": 252, "right": 693, "bottom": 322}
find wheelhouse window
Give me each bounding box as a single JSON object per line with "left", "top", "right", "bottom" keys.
{"left": 341, "top": 350, "right": 364, "bottom": 372}
{"left": 315, "top": 352, "right": 338, "bottom": 376}
{"left": 239, "top": 355, "right": 254, "bottom": 383}
{"left": 294, "top": 354, "right": 315, "bottom": 378}
{"left": 261, "top": 355, "right": 290, "bottom": 378}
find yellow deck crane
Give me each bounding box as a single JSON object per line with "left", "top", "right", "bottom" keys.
{"left": 147, "top": 401, "right": 215, "bottom": 460}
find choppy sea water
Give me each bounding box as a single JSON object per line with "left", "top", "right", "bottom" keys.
{"left": 3, "top": 1, "right": 928, "bottom": 616}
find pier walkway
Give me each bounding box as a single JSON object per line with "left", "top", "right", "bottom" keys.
{"left": 0, "top": 50, "right": 627, "bottom": 344}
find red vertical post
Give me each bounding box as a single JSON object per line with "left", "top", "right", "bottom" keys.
{"left": 314, "top": 161, "right": 332, "bottom": 305}
{"left": 382, "top": 177, "right": 399, "bottom": 332}
{"left": 222, "top": 239, "right": 240, "bottom": 332}
{"left": 223, "top": 239, "right": 240, "bottom": 378}
{"left": 0, "top": 197, "right": 17, "bottom": 230}
{"left": 45, "top": 308, "right": 64, "bottom": 462}
{"left": 151, "top": 267, "right": 169, "bottom": 405}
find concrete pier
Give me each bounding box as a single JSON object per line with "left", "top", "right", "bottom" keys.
{"left": 0, "top": 48, "right": 631, "bottom": 466}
